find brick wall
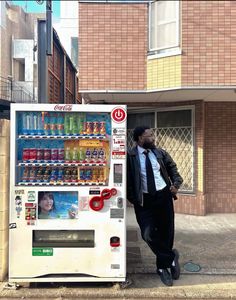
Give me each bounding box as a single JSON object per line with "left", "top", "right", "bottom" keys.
{"left": 79, "top": 2, "right": 147, "bottom": 90}
{"left": 182, "top": 0, "right": 236, "bottom": 86}
{"left": 0, "top": 119, "right": 10, "bottom": 281}
{"left": 205, "top": 102, "right": 236, "bottom": 213}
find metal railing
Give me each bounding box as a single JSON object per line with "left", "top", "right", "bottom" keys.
{"left": 0, "top": 75, "right": 35, "bottom": 103}
{"left": 127, "top": 127, "right": 194, "bottom": 193}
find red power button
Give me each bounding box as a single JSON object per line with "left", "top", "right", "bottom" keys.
{"left": 111, "top": 107, "right": 127, "bottom": 123}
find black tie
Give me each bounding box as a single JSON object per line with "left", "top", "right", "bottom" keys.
{"left": 144, "top": 150, "right": 156, "bottom": 195}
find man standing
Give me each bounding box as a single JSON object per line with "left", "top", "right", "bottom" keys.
{"left": 127, "top": 126, "right": 183, "bottom": 286}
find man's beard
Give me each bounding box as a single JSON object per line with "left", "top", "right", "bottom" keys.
{"left": 142, "top": 141, "right": 156, "bottom": 149}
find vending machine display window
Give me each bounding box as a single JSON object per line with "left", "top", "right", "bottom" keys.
{"left": 16, "top": 111, "right": 111, "bottom": 187}
{"left": 38, "top": 191, "right": 78, "bottom": 219}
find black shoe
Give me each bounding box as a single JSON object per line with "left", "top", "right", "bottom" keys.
{"left": 170, "top": 249, "right": 180, "bottom": 280}
{"left": 157, "top": 268, "right": 173, "bottom": 286}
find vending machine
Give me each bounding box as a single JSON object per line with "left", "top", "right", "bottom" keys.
{"left": 9, "top": 103, "right": 127, "bottom": 283}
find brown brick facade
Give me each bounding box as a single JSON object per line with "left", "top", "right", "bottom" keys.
{"left": 78, "top": 1, "right": 236, "bottom": 215}
{"left": 182, "top": 0, "right": 236, "bottom": 86}
{"left": 79, "top": 2, "right": 147, "bottom": 90}
{"left": 205, "top": 102, "right": 236, "bottom": 213}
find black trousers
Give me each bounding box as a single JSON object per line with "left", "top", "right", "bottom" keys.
{"left": 134, "top": 186, "right": 175, "bottom": 269}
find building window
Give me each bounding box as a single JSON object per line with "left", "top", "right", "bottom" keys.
{"left": 127, "top": 107, "right": 194, "bottom": 193}
{"left": 149, "top": 0, "right": 180, "bottom": 52}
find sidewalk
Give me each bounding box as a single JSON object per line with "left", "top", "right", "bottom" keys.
{"left": 0, "top": 207, "right": 236, "bottom": 299}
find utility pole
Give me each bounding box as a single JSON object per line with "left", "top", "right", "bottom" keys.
{"left": 46, "top": 0, "right": 53, "bottom": 55}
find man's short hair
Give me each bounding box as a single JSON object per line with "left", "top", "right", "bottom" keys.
{"left": 133, "top": 126, "right": 150, "bottom": 142}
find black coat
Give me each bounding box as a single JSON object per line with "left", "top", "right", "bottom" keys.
{"left": 127, "top": 146, "right": 183, "bottom": 206}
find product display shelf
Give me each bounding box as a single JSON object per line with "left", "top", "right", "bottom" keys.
{"left": 17, "top": 135, "right": 107, "bottom": 140}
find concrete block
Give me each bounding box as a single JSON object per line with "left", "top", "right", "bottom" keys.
{"left": 0, "top": 136, "right": 10, "bottom": 155}
{"left": 0, "top": 173, "right": 10, "bottom": 192}
{"left": 0, "top": 119, "right": 10, "bottom": 137}
{"left": 0, "top": 156, "right": 9, "bottom": 174}
{"left": 0, "top": 229, "right": 8, "bottom": 250}
{"left": 0, "top": 210, "right": 8, "bottom": 231}
{"left": 0, "top": 192, "right": 9, "bottom": 212}
{"left": 0, "top": 247, "right": 8, "bottom": 281}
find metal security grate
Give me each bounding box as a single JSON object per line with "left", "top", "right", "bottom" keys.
{"left": 127, "top": 127, "right": 193, "bottom": 192}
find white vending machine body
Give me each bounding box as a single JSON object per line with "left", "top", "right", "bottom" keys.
{"left": 9, "top": 104, "right": 127, "bottom": 283}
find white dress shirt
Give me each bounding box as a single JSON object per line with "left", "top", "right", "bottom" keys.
{"left": 137, "top": 145, "right": 166, "bottom": 193}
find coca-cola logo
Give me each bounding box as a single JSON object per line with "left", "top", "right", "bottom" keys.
{"left": 54, "top": 104, "right": 73, "bottom": 111}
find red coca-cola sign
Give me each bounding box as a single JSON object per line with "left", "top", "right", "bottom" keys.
{"left": 54, "top": 104, "right": 73, "bottom": 111}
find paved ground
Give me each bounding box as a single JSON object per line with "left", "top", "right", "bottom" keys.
{"left": 1, "top": 207, "right": 236, "bottom": 299}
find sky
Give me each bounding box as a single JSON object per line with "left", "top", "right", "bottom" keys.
{"left": 12, "top": 0, "right": 60, "bottom": 19}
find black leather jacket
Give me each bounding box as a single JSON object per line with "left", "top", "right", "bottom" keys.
{"left": 127, "top": 146, "right": 183, "bottom": 206}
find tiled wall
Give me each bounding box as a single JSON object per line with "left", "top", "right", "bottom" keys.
{"left": 147, "top": 55, "right": 181, "bottom": 90}
{"left": 0, "top": 119, "right": 10, "bottom": 281}
{"left": 79, "top": 2, "right": 147, "bottom": 91}
{"left": 182, "top": 0, "right": 236, "bottom": 86}
{"left": 205, "top": 102, "right": 236, "bottom": 213}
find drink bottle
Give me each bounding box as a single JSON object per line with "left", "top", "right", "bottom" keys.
{"left": 22, "top": 112, "right": 31, "bottom": 135}
{"left": 69, "top": 114, "right": 74, "bottom": 135}
{"left": 91, "top": 148, "right": 98, "bottom": 162}
{"left": 72, "top": 146, "right": 78, "bottom": 162}
{"left": 99, "top": 121, "right": 106, "bottom": 135}
{"left": 43, "top": 113, "right": 50, "bottom": 135}
{"left": 79, "top": 147, "right": 85, "bottom": 162}
{"left": 85, "top": 148, "right": 91, "bottom": 162}
{"left": 50, "top": 113, "right": 57, "bottom": 135}
{"left": 64, "top": 146, "right": 71, "bottom": 162}
{"left": 72, "top": 113, "right": 78, "bottom": 135}
{"left": 64, "top": 114, "right": 70, "bottom": 135}
{"left": 37, "top": 112, "right": 43, "bottom": 135}
{"left": 57, "top": 113, "right": 64, "bottom": 135}
{"left": 98, "top": 148, "right": 105, "bottom": 162}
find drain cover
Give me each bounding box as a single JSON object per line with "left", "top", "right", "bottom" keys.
{"left": 184, "top": 262, "right": 201, "bottom": 272}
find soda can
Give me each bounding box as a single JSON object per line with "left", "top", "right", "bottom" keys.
{"left": 29, "top": 148, "right": 37, "bottom": 162}
{"left": 44, "top": 148, "right": 51, "bottom": 162}
{"left": 51, "top": 148, "right": 58, "bottom": 162}
{"left": 58, "top": 148, "right": 64, "bottom": 162}
{"left": 64, "top": 168, "right": 71, "bottom": 182}
{"left": 23, "top": 148, "right": 30, "bottom": 162}
{"left": 29, "top": 167, "right": 37, "bottom": 182}
{"left": 43, "top": 167, "right": 51, "bottom": 182}
{"left": 79, "top": 168, "right": 85, "bottom": 181}
{"left": 36, "top": 167, "right": 44, "bottom": 182}
{"left": 36, "top": 149, "right": 44, "bottom": 162}
{"left": 22, "top": 166, "right": 30, "bottom": 182}
{"left": 85, "top": 168, "right": 92, "bottom": 181}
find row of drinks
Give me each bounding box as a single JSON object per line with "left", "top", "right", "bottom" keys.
{"left": 22, "top": 147, "right": 106, "bottom": 163}
{"left": 21, "top": 112, "right": 107, "bottom": 136}
{"left": 21, "top": 167, "right": 106, "bottom": 183}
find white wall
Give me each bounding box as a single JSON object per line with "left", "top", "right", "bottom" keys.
{"left": 53, "top": 0, "right": 78, "bottom": 66}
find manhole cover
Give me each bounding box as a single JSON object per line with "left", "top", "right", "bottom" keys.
{"left": 184, "top": 262, "right": 201, "bottom": 272}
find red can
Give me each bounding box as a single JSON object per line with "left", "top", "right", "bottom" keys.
{"left": 44, "top": 148, "right": 51, "bottom": 162}
{"left": 36, "top": 149, "right": 44, "bottom": 162}
{"left": 23, "top": 148, "right": 30, "bottom": 162}
{"left": 58, "top": 148, "right": 64, "bottom": 162}
{"left": 51, "top": 148, "right": 58, "bottom": 161}
{"left": 29, "top": 148, "right": 37, "bottom": 162}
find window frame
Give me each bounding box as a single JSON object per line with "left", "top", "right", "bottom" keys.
{"left": 127, "top": 105, "right": 195, "bottom": 194}
{"left": 148, "top": 0, "right": 180, "bottom": 53}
